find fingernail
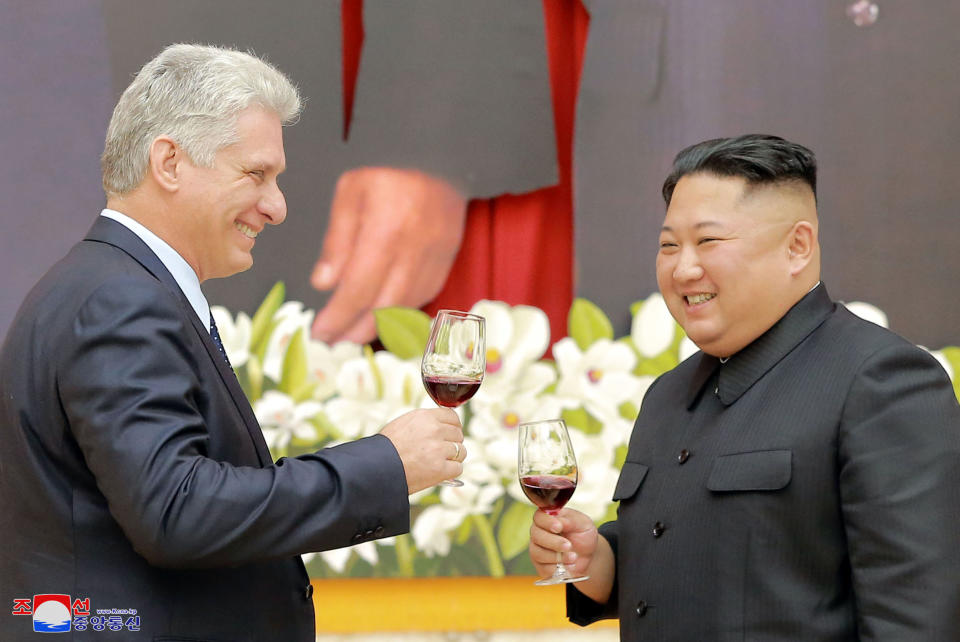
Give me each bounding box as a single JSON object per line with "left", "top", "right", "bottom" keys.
{"left": 551, "top": 524, "right": 562, "bottom": 534}
{"left": 312, "top": 262, "right": 333, "bottom": 288}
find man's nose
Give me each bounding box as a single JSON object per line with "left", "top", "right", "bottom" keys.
{"left": 260, "top": 183, "right": 287, "bottom": 225}
{"left": 673, "top": 248, "right": 703, "bottom": 281}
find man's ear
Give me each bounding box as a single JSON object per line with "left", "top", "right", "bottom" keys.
{"left": 787, "top": 220, "right": 816, "bottom": 275}
{"left": 148, "top": 136, "right": 184, "bottom": 193}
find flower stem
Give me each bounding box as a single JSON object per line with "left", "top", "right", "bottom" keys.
{"left": 471, "top": 514, "right": 505, "bottom": 577}
{"left": 395, "top": 534, "right": 415, "bottom": 577}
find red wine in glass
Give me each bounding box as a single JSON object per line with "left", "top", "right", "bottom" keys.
{"left": 520, "top": 475, "right": 577, "bottom": 514}
{"left": 518, "top": 418, "right": 589, "bottom": 585}
{"left": 422, "top": 310, "right": 486, "bottom": 487}
{"left": 423, "top": 375, "right": 482, "bottom": 408}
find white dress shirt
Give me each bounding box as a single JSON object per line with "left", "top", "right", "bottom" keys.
{"left": 99, "top": 208, "right": 210, "bottom": 329}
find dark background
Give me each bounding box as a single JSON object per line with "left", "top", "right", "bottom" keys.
{"left": 2, "top": 0, "right": 957, "bottom": 348}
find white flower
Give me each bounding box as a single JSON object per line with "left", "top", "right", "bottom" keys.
{"left": 468, "top": 301, "right": 553, "bottom": 405}
{"left": 411, "top": 505, "right": 465, "bottom": 558}
{"left": 306, "top": 538, "right": 390, "bottom": 574}
{"left": 210, "top": 306, "right": 251, "bottom": 368}
{"left": 843, "top": 301, "right": 889, "bottom": 328}
{"left": 468, "top": 393, "right": 567, "bottom": 480}
{"left": 253, "top": 390, "right": 322, "bottom": 454}
{"left": 262, "top": 301, "right": 316, "bottom": 382}
{"left": 306, "top": 340, "right": 363, "bottom": 401}
{"left": 565, "top": 432, "right": 620, "bottom": 523}
{"left": 678, "top": 336, "right": 700, "bottom": 362}
{"left": 553, "top": 337, "right": 647, "bottom": 419}
{"left": 411, "top": 456, "right": 504, "bottom": 558}
{"left": 598, "top": 408, "right": 641, "bottom": 450}
{"left": 323, "top": 351, "right": 425, "bottom": 439}
{"left": 631, "top": 293, "right": 676, "bottom": 358}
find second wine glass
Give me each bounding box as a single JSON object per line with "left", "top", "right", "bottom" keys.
{"left": 518, "top": 418, "right": 589, "bottom": 585}
{"left": 421, "top": 310, "right": 485, "bottom": 487}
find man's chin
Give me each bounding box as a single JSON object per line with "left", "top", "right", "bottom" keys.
{"left": 207, "top": 259, "right": 253, "bottom": 281}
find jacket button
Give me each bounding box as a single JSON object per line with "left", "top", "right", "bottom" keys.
{"left": 304, "top": 583, "right": 314, "bottom": 600}
{"left": 351, "top": 532, "right": 363, "bottom": 543}
{"left": 677, "top": 449, "right": 690, "bottom": 464}
{"left": 374, "top": 526, "right": 385, "bottom": 537}
{"left": 652, "top": 521, "right": 665, "bottom": 538}
{"left": 635, "top": 600, "right": 647, "bottom": 617}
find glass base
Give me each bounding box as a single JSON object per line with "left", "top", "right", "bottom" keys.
{"left": 439, "top": 478, "right": 464, "bottom": 487}
{"left": 534, "top": 564, "right": 590, "bottom": 586}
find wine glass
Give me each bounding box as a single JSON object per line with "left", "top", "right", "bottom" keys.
{"left": 421, "top": 310, "right": 485, "bottom": 487}
{"left": 518, "top": 418, "right": 589, "bottom": 585}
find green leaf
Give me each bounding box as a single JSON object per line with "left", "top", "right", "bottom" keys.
{"left": 290, "top": 423, "right": 321, "bottom": 447}
{"left": 489, "top": 496, "right": 506, "bottom": 525}
{"left": 635, "top": 350, "right": 680, "bottom": 377}
{"left": 374, "top": 307, "right": 431, "bottom": 359}
{"left": 629, "top": 299, "right": 644, "bottom": 317}
{"left": 455, "top": 517, "right": 473, "bottom": 545}
{"left": 363, "top": 344, "right": 384, "bottom": 398}
{"left": 614, "top": 444, "right": 629, "bottom": 469}
{"left": 240, "top": 354, "right": 263, "bottom": 402}
{"left": 289, "top": 380, "right": 318, "bottom": 403}
{"left": 417, "top": 493, "right": 442, "bottom": 506}
{"left": 941, "top": 346, "right": 960, "bottom": 402}
{"left": 562, "top": 406, "right": 604, "bottom": 435}
{"left": 279, "top": 328, "right": 308, "bottom": 395}
{"left": 496, "top": 501, "right": 536, "bottom": 561}
{"left": 619, "top": 400, "right": 639, "bottom": 422}
{"left": 600, "top": 501, "right": 619, "bottom": 525}
{"left": 249, "top": 281, "right": 285, "bottom": 357}
{"left": 568, "top": 298, "right": 614, "bottom": 351}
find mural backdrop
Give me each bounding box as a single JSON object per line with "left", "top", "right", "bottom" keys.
{"left": 2, "top": 0, "right": 959, "bottom": 579}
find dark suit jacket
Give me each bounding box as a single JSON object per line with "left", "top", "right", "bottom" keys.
{"left": 568, "top": 285, "right": 960, "bottom": 640}
{"left": 0, "top": 217, "right": 410, "bottom": 641}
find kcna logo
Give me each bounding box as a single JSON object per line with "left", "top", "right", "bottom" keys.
{"left": 11, "top": 594, "right": 87, "bottom": 633}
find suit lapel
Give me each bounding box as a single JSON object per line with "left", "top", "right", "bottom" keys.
{"left": 84, "top": 217, "right": 273, "bottom": 466}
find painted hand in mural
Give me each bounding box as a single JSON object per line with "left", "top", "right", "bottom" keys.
{"left": 310, "top": 167, "right": 467, "bottom": 344}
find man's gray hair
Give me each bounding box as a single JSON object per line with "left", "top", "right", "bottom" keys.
{"left": 101, "top": 43, "right": 301, "bottom": 196}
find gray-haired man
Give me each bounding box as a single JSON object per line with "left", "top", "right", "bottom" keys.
{"left": 0, "top": 44, "right": 465, "bottom": 640}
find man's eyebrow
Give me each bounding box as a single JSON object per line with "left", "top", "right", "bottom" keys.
{"left": 247, "top": 159, "right": 286, "bottom": 174}
{"left": 661, "top": 221, "right": 724, "bottom": 232}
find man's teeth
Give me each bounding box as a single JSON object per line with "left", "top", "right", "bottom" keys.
{"left": 686, "top": 293, "right": 715, "bottom": 305}
{"left": 235, "top": 222, "right": 257, "bottom": 239}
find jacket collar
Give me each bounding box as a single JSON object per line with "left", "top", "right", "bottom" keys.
{"left": 83, "top": 217, "right": 273, "bottom": 465}
{"left": 686, "top": 284, "right": 836, "bottom": 408}
{"left": 85, "top": 215, "right": 180, "bottom": 291}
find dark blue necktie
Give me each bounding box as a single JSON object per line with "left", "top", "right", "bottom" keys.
{"left": 209, "top": 314, "right": 233, "bottom": 369}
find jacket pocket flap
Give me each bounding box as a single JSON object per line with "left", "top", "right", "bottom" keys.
{"left": 707, "top": 449, "right": 792, "bottom": 491}
{"left": 612, "top": 461, "right": 649, "bottom": 500}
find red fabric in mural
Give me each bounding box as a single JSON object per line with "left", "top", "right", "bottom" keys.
{"left": 342, "top": 0, "right": 587, "bottom": 344}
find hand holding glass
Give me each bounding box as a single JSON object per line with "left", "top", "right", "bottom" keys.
{"left": 518, "top": 418, "right": 589, "bottom": 585}
{"left": 421, "top": 310, "right": 485, "bottom": 487}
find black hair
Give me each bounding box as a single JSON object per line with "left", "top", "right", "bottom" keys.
{"left": 661, "top": 134, "right": 817, "bottom": 206}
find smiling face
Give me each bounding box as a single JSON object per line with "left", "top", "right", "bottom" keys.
{"left": 174, "top": 106, "right": 287, "bottom": 281}
{"left": 656, "top": 173, "right": 818, "bottom": 358}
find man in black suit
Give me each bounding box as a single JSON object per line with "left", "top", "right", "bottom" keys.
{"left": 0, "top": 44, "right": 465, "bottom": 640}
{"left": 529, "top": 135, "right": 960, "bottom": 639}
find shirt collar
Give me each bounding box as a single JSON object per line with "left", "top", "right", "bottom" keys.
{"left": 99, "top": 209, "right": 210, "bottom": 327}
{"left": 686, "top": 283, "right": 835, "bottom": 408}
